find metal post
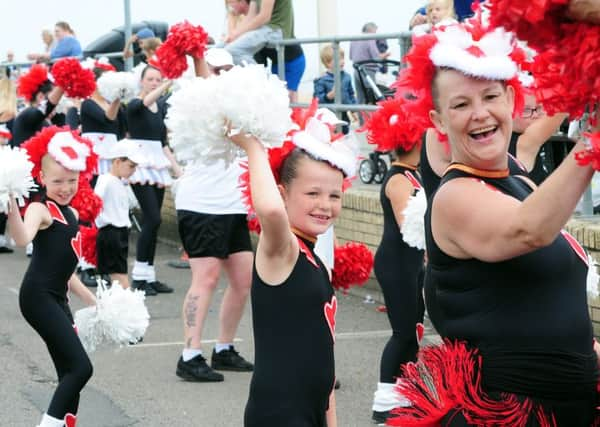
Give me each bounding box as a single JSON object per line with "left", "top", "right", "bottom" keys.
{"left": 124, "top": 0, "right": 133, "bottom": 71}
{"left": 582, "top": 186, "right": 595, "bottom": 217}
{"left": 332, "top": 41, "right": 342, "bottom": 119}
{"left": 276, "top": 44, "right": 286, "bottom": 82}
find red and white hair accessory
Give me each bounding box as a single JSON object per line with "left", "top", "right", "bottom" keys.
{"left": 17, "top": 64, "right": 50, "bottom": 102}
{"left": 21, "top": 126, "right": 97, "bottom": 181}
{"left": 393, "top": 19, "right": 525, "bottom": 143}
{"left": 81, "top": 57, "right": 117, "bottom": 73}
{"left": 363, "top": 97, "right": 429, "bottom": 152}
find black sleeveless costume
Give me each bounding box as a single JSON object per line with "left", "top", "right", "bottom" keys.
{"left": 11, "top": 101, "right": 57, "bottom": 147}
{"left": 423, "top": 166, "right": 597, "bottom": 425}
{"left": 508, "top": 131, "right": 550, "bottom": 185}
{"left": 374, "top": 163, "right": 425, "bottom": 383}
{"left": 244, "top": 235, "right": 336, "bottom": 427}
{"left": 81, "top": 98, "right": 126, "bottom": 137}
{"left": 19, "top": 200, "right": 93, "bottom": 419}
{"left": 420, "top": 135, "right": 528, "bottom": 199}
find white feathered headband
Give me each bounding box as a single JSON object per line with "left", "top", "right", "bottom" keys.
{"left": 393, "top": 18, "right": 526, "bottom": 143}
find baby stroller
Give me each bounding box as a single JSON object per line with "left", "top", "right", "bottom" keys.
{"left": 353, "top": 59, "right": 400, "bottom": 184}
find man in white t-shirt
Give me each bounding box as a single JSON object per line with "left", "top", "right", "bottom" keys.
{"left": 174, "top": 49, "right": 254, "bottom": 383}
{"left": 94, "top": 140, "right": 146, "bottom": 289}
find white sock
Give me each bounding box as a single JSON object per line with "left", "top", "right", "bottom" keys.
{"left": 215, "top": 343, "right": 233, "bottom": 353}
{"left": 182, "top": 348, "right": 203, "bottom": 362}
{"left": 26, "top": 242, "right": 33, "bottom": 255}
{"left": 146, "top": 264, "right": 156, "bottom": 282}
{"left": 37, "top": 413, "right": 64, "bottom": 427}
{"left": 372, "top": 381, "right": 411, "bottom": 412}
{"left": 131, "top": 261, "right": 149, "bottom": 281}
{"left": 0, "top": 235, "right": 7, "bottom": 247}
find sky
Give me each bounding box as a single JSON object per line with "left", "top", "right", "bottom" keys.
{"left": 2, "top": 0, "right": 422, "bottom": 93}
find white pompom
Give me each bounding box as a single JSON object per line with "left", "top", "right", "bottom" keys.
{"left": 587, "top": 255, "right": 599, "bottom": 299}
{"left": 74, "top": 281, "right": 150, "bottom": 353}
{"left": 401, "top": 189, "right": 427, "bottom": 250}
{"left": 165, "top": 77, "right": 232, "bottom": 163}
{"left": 97, "top": 71, "right": 138, "bottom": 103}
{"left": 216, "top": 64, "right": 293, "bottom": 148}
{"left": 0, "top": 146, "right": 37, "bottom": 213}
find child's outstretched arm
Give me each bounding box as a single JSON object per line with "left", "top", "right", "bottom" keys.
{"left": 7, "top": 198, "right": 50, "bottom": 247}
{"left": 326, "top": 391, "right": 337, "bottom": 427}
{"left": 228, "top": 133, "right": 295, "bottom": 258}
{"left": 68, "top": 274, "right": 97, "bottom": 306}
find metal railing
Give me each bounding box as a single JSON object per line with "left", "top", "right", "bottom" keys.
{"left": 270, "top": 32, "right": 412, "bottom": 112}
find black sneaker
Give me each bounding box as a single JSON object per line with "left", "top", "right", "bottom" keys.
{"left": 132, "top": 280, "right": 157, "bottom": 296}
{"left": 0, "top": 246, "right": 14, "bottom": 254}
{"left": 176, "top": 355, "right": 224, "bottom": 382}
{"left": 211, "top": 347, "right": 254, "bottom": 372}
{"left": 79, "top": 269, "right": 98, "bottom": 287}
{"left": 148, "top": 280, "right": 174, "bottom": 293}
{"left": 372, "top": 410, "right": 391, "bottom": 425}
{"left": 334, "top": 379, "right": 341, "bottom": 389}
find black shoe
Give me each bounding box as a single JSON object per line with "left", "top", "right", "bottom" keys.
{"left": 132, "top": 280, "right": 157, "bottom": 296}
{"left": 0, "top": 246, "right": 14, "bottom": 254}
{"left": 148, "top": 280, "right": 174, "bottom": 293}
{"left": 334, "top": 379, "right": 341, "bottom": 390}
{"left": 79, "top": 269, "right": 98, "bottom": 287}
{"left": 211, "top": 347, "right": 254, "bottom": 372}
{"left": 176, "top": 355, "right": 224, "bottom": 382}
{"left": 372, "top": 410, "right": 391, "bottom": 425}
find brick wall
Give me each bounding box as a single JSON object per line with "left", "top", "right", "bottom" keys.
{"left": 159, "top": 187, "right": 600, "bottom": 334}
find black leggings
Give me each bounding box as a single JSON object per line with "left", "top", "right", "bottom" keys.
{"left": 131, "top": 184, "right": 165, "bottom": 265}
{"left": 377, "top": 267, "right": 425, "bottom": 383}
{"left": 19, "top": 289, "right": 92, "bottom": 418}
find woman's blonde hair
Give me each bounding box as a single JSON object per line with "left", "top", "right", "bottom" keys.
{"left": 0, "top": 78, "right": 17, "bottom": 117}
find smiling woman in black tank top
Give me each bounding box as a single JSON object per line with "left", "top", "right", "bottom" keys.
{"left": 388, "top": 21, "right": 598, "bottom": 427}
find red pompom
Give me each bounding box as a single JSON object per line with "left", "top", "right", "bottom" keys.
{"left": 331, "top": 242, "right": 374, "bottom": 292}
{"left": 362, "top": 97, "right": 428, "bottom": 152}
{"left": 155, "top": 21, "right": 208, "bottom": 79}
{"left": 79, "top": 224, "right": 98, "bottom": 267}
{"left": 71, "top": 176, "right": 103, "bottom": 223}
{"left": 575, "top": 132, "right": 600, "bottom": 171}
{"left": 51, "top": 58, "right": 96, "bottom": 98}
{"left": 17, "top": 64, "right": 49, "bottom": 102}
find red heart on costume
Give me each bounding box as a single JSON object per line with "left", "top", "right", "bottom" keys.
{"left": 98, "top": 135, "right": 105, "bottom": 141}
{"left": 324, "top": 295, "right": 337, "bottom": 342}
{"left": 71, "top": 231, "right": 82, "bottom": 260}
{"left": 65, "top": 413, "right": 76, "bottom": 427}
{"left": 298, "top": 237, "right": 318, "bottom": 268}
{"left": 416, "top": 322, "right": 425, "bottom": 344}
{"left": 561, "top": 230, "right": 588, "bottom": 266}
{"left": 404, "top": 171, "right": 422, "bottom": 190}
{"left": 46, "top": 201, "right": 68, "bottom": 225}
{"left": 61, "top": 145, "right": 78, "bottom": 159}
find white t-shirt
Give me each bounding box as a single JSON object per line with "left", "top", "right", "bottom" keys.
{"left": 174, "top": 159, "right": 247, "bottom": 214}
{"left": 315, "top": 226, "right": 335, "bottom": 270}
{"left": 94, "top": 173, "right": 132, "bottom": 228}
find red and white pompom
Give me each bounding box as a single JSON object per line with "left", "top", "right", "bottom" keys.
{"left": 51, "top": 58, "right": 96, "bottom": 99}
{"left": 97, "top": 71, "right": 138, "bottom": 103}
{"left": 574, "top": 132, "right": 600, "bottom": 171}
{"left": 21, "top": 126, "right": 97, "bottom": 181}
{"left": 17, "top": 64, "right": 49, "bottom": 102}
{"left": 363, "top": 97, "right": 428, "bottom": 153}
{"left": 0, "top": 124, "right": 11, "bottom": 140}
{"left": 155, "top": 21, "right": 209, "bottom": 79}
{"left": 587, "top": 255, "right": 599, "bottom": 299}
{"left": 71, "top": 176, "right": 103, "bottom": 223}
{"left": 331, "top": 242, "right": 374, "bottom": 292}
{"left": 0, "top": 146, "right": 37, "bottom": 213}
{"left": 74, "top": 282, "right": 150, "bottom": 353}
{"left": 401, "top": 189, "right": 427, "bottom": 250}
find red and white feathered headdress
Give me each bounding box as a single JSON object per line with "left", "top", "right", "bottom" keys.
{"left": 81, "top": 57, "right": 117, "bottom": 73}
{"left": 21, "top": 126, "right": 97, "bottom": 181}
{"left": 393, "top": 18, "right": 525, "bottom": 142}
{"left": 17, "top": 64, "right": 50, "bottom": 102}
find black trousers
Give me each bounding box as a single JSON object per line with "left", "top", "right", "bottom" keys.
{"left": 131, "top": 184, "right": 165, "bottom": 265}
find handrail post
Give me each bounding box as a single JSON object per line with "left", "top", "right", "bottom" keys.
{"left": 332, "top": 41, "right": 342, "bottom": 119}
{"left": 276, "top": 43, "right": 286, "bottom": 82}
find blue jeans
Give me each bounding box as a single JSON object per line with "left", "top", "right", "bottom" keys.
{"left": 225, "top": 26, "right": 283, "bottom": 65}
